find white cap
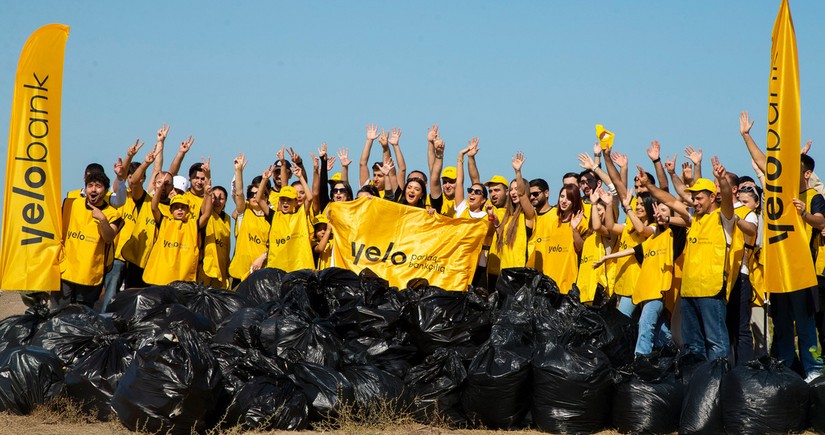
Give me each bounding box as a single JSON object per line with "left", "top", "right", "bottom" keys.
{"left": 173, "top": 175, "right": 189, "bottom": 191}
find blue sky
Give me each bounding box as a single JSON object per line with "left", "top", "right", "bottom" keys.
{"left": 2, "top": 1, "right": 825, "bottom": 226}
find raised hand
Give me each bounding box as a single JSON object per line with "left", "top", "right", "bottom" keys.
{"left": 647, "top": 140, "right": 661, "bottom": 161}
{"left": 263, "top": 164, "right": 274, "bottom": 180}
{"left": 434, "top": 135, "right": 445, "bottom": 157}
{"left": 114, "top": 158, "right": 125, "bottom": 179}
{"left": 684, "top": 146, "right": 702, "bottom": 165}
{"left": 317, "top": 143, "right": 327, "bottom": 158}
{"left": 597, "top": 186, "right": 613, "bottom": 205}
{"left": 144, "top": 149, "right": 158, "bottom": 164}
{"left": 681, "top": 162, "right": 693, "bottom": 180}
{"left": 571, "top": 209, "right": 584, "bottom": 228}
{"left": 277, "top": 145, "right": 286, "bottom": 162}
{"left": 366, "top": 124, "right": 379, "bottom": 141}
{"left": 380, "top": 156, "right": 395, "bottom": 176}
{"left": 621, "top": 190, "right": 633, "bottom": 208}
{"left": 157, "top": 124, "right": 170, "bottom": 143}
{"left": 389, "top": 128, "right": 402, "bottom": 146}
{"left": 127, "top": 139, "right": 144, "bottom": 158}
{"left": 378, "top": 129, "right": 388, "bottom": 147}
{"left": 739, "top": 111, "right": 754, "bottom": 136}
{"left": 326, "top": 156, "right": 337, "bottom": 171}
{"left": 512, "top": 152, "right": 525, "bottom": 172}
{"left": 287, "top": 147, "right": 303, "bottom": 165}
{"left": 577, "top": 152, "right": 596, "bottom": 170}
{"left": 292, "top": 164, "right": 304, "bottom": 180}
{"left": 636, "top": 165, "right": 651, "bottom": 186}
{"left": 593, "top": 141, "right": 602, "bottom": 156}
{"left": 179, "top": 136, "right": 194, "bottom": 153}
{"left": 711, "top": 156, "right": 726, "bottom": 179}
{"left": 664, "top": 154, "right": 677, "bottom": 174}
{"left": 427, "top": 124, "right": 439, "bottom": 143}
{"left": 467, "top": 137, "right": 480, "bottom": 156}
{"left": 589, "top": 187, "right": 600, "bottom": 204}
{"left": 201, "top": 156, "right": 212, "bottom": 179}
{"left": 336, "top": 147, "right": 351, "bottom": 167}
{"left": 233, "top": 153, "right": 248, "bottom": 171}
{"left": 310, "top": 152, "right": 319, "bottom": 173}
{"left": 802, "top": 139, "right": 812, "bottom": 155}
{"left": 611, "top": 151, "right": 628, "bottom": 169}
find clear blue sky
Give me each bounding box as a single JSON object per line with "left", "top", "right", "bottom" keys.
{"left": 2, "top": 1, "right": 825, "bottom": 227}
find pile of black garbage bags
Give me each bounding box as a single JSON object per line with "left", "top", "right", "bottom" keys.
{"left": 1, "top": 267, "right": 824, "bottom": 434}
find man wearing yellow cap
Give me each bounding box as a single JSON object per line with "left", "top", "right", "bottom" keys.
{"left": 640, "top": 157, "right": 736, "bottom": 361}
{"left": 440, "top": 166, "right": 458, "bottom": 217}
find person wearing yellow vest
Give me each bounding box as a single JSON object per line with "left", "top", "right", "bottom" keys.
{"left": 595, "top": 199, "right": 688, "bottom": 356}
{"left": 453, "top": 140, "right": 495, "bottom": 288}
{"left": 228, "top": 154, "right": 271, "bottom": 285}
{"left": 491, "top": 153, "right": 536, "bottom": 282}
{"left": 55, "top": 170, "right": 124, "bottom": 310}
{"left": 313, "top": 214, "right": 333, "bottom": 270}
{"left": 576, "top": 187, "right": 618, "bottom": 304}
{"left": 199, "top": 186, "right": 231, "bottom": 289}
{"left": 251, "top": 161, "right": 315, "bottom": 272}
{"left": 641, "top": 157, "right": 735, "bottom": 361}
{"left": 143, "top": 175, "right": 213, "bottom": 286}
{"left": 483, "top": 174, "right": 510, "bottom": 287}
{"left": 740, "top": 111, "right": 824, "bottom": 380}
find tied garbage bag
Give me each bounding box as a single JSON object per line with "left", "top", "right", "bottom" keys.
{"left": 213, "top": 307, "right": 267, "bottom": 347}
{"left": 124, "top": 304, "right": 215, "bottom": 347}
{"left": 612, "top": 354, "right": 683, "bottom": 434}
{"left": 64, "top": 335, "right": 134, "bottom": 420}
{"left": 0, "top": 305, "right": 50, "bottom": 353}
{"left": 809, "top": 376, "right": 825, "bottom": 432}
{"left": 341, "top": 334, "right": 418, "bottom": 379}
{"left": 30, "top": 305, "right": 118, "bottom": 366}
{"left": 236, "top": 268, "right": 287, "bottom": 306}
{"left": 341, "top": 365, "right": 405, "bottom": 412}
{"left": 170, "top": 281, "right": 252, "bottom": 325}
{"left": 105, "top": 285, "right": 183, "bottom": 330}
{"left": 291, "top": 361, "right": 355, "bottom": 420}
{"left": 404, "top": 347, "right": 468, "bottom": 427}
{"left": 722, "top": 356, "right": 809, "bottom": 434}
{"left": 224, "top": 375, "right": 309, "bottom": 431}
{"left": 0, "top": 346, "right": 64, "bottom": 415}
{"left": 329, "top": 270, "right": 404, "bottom": 340}
{"left": 461, "top": 310, "right": 533, "bottom": 429}
{"left": 111, "top": 322, "right": 223, "bottom": 434}
{"left": 532, "top": 342, "right": 612, "bottom": 434}
{"left": 679, "top": 357, "right": 729, "bottom": 435}
{"left": 260, "top": 314, "right": 342, "bottom": 367}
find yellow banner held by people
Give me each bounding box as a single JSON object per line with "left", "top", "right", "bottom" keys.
{"left": 329, "top": 197, "right": 489, "bottom": 290}
{"left": 764, "top": 0, "right": 816, "bottom": 293}
{"left": 1, "top": 24, "right": 69, "bottom": 292}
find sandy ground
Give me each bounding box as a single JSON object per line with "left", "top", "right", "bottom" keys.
{"left": 0, "top": 290, "right": 29, "bottom": 319}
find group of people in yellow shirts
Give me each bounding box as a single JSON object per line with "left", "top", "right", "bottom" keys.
{"left": 37, "top": 115, "right": 825, "bottom": 379}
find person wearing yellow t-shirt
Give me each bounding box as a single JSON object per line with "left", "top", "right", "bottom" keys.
{"left": 490, "top": 153, "right": 535, "bottom": 281}
{"left": 228, "top": 154, "right": 272, "bottom": 286}
{"left": 199, "top": 186, "right": 231, "bottom": 289}
{"left": 453, "top": 139, "right": 495, "bottom": 287}
{"left": 313, "top": 214, "right": 333, "bottom": 270}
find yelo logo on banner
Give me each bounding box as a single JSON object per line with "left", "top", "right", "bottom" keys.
{"left": 1, "top": 24, "right": 69, "bottom": 292}
{"left": 328, "top": 197, "right": 488, "bottom": 290}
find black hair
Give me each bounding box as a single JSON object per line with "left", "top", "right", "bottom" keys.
{"left": 637, "top": 192, "right": 656, "bottom": 224}
{"left": 247, "top": 175, "right": 271, "bottom": 199}
{"left": 578, "top": 169, "right": 597, "bottom": 181}
{"left": 213, "top": 186, "right": 228, "bottom": 197}
{"left": 738, "top": 175, "right": 755, "bottom": 186}
{"left": 470, "top": 182, "right": 489, "bottom": 199}
{"left": 530, "top": 178, "right": 549, "bottom": 192}
{"left": 399, "top": 177, "right": 428, "bottom": 208}
{"left": 407, "top": 170, "right": 428, "bottom": 184}
{"left": 372, "top": 162, "right": 383, "bottom": 171}
{"left": 84, "top": 163, "right": 105, "bottom": 175}
{"left": 725, "top": 171, "right": 740, "bottom": 188}
{"left": 330, "top": 181, "right": 354, "bottom": 201}
{"left": 189, "top": 162, "right": 204, "bottom": 179}
{"left": 802, "top": 154, "right": 816, "bottom": 172}
{"left": 357, "top": 184, "right": 380, "bottom": 197}
{"left": 562, "top": 172, "right": 579, "bottom": 185}
{"left": 85, "top": 171, "right": 111, "bottom": 190}
{"left": 128, "top": 162, "right": 141, "bottom": 176}
{"left": 634, "top": 171, "right": 657, "bottom": 186}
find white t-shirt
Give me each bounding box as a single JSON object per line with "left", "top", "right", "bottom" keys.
{"left": 740, "top": 210, "right": 760, "bottom": 275}
{"left": 454, "top": 200, "right": 487, "bottom": 219}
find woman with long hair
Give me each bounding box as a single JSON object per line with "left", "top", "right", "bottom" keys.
{"left": 492, "top": 152, "right": 535, "bottom": 275}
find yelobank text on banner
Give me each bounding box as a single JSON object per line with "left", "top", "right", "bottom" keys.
{"left": 0, "top": 24, "right": 69, "bottom": 292}
{"left": 328, "top": 197, "right": 489, "bottom": 290}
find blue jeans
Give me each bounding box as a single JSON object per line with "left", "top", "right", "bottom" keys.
{"left": 101, "top": 259, "right": 125, "bottom": 312}
{"left": 618, "top": 295, "right": 636, "bottom": 318}
{"left": 772, "top": 290, "right": 823, "bottom": 376}
{"left": 635, "top": 299, "right": 672, "bottom": 355}
{"left": 681, "top": 293, "right": 729, "bottom": 361}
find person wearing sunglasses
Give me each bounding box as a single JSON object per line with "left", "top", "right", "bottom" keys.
{"left": 228, "top": 154, "right": 272, "bottom": 286}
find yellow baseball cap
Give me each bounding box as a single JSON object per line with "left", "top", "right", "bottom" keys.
{"left": 684, "top": 178, "right": 718, "bottom": 194}
{"left": 441, "top": 166, "right": 457, "bottom": 179}
{"left": 169, "top": 195, "right": 190, "bottom": 208}
{"left": 485, "top": 175, "right": 508, "bottom": 187}
{"left": 596, "top": 124, "right": 615, "bottom": 150}
{"left": 313, "top": 214, "right": 329, "bottom": 226}
{"left": 327, "top": 172, "right": 341, "bottom": 185}
{"left": 279, "top": 186, "right": 298, "bottom": 200}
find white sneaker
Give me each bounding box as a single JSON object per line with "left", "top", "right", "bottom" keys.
{"left": 804, "top": 372, "right": 822, "bottom": 383}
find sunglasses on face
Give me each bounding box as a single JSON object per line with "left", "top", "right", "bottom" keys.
{"left": 467, "top": 188, "right": 484, "bottom": 195}
{"left": 529, "top": 191, "right": 541, "bottom": 198}
{"left": 331, "top": 188, "right": 348, "bottom": 194}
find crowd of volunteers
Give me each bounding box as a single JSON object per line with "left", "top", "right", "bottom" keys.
{"left": 23, "top": 114, "right": 825, "bottom": 381}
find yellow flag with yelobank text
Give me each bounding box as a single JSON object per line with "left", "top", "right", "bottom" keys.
{"left": 329, "top": 197, "right": 489, "bottom": 290}
{"left": 763, "top": 0, "right": 816, "bottom": 294}
{"left": 1, "top": 24, "right": 69, "bottom": 292}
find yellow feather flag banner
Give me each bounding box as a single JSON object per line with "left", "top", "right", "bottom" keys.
{"left": 1, "top": 24, "right": 70, "bottom": 292}
{"left": 764, "top": 0, "right": 816, "bottom": 293}
{"left": 329, "top": 197, "right": 488, "bottom": 290}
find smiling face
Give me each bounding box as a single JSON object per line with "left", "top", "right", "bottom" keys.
{"left": 442, "top": 177, "right": 456, "bottom": 198}
{"left": 405, "top": 180, "right": 424, "bottom": 205}
{"left": 85, "top": 181, "right": 106, "bottom": 207}
{"left": 212, "top": 189, "right": 227, "bottom": 214}
{"left": 691, "top": 190, "right": 715, "bottom": 215}
{"left": 558, "top": 189, "right": 572, "bottom": 212}
{"left": 189, "top": 170, "right": 206, "bottom": 196}
{"left": 635, "top": 199, "right": 648, "bottom": 221}
{"left": 332, "top": 182, "right": 348, "bottom": 202}
{"left": 467, "top": 184, "right": 486, "bottom": 211}
{"left": 654, "top": 203, "right": 671, "bottom": 225}
{"left": 372, "top": 169, "right": 385, "bottom": 190}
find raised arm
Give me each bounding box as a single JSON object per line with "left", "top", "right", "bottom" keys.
{"left": 198, "top": 181, "right": 214, "bottom": 228}
{"left": 512, "top": 152, "right": 535, "bottom": 222}
{"left": 148, "top": 124, "right": 169, "bottom": 193}
{"left": 711, "top": 156, "right": 734, "bottom": 220}
{"left": 389, "top": 128, "right": 407, "bottom": 188}
{"left": 604, "top": 149, "right": 629, "bottom": 205}
{"left": 429, "top": 136, "right": 445, "bottom": 199}
{"left": 232, "top": 153, "right": 247, "bottom": 214}
{"left": 739, "top": 111, "right": 767, "bottom": 173}
{"left": 592, "top": 187, "right": 612, "bottom": 236}
{"left": 454, "top": 140, "right": 474, "bottom": 206}
{"left": 150, "top": 177, "right": 164, "bottom": 223}
{"left": 292, "top": 164, "right": 313, "bottom": 212}
{"left": 169, "top": 135, "right": 194, "bottom": 177}
{"left": 337, "top": 147, "right": 351, "bottom": 183}
{"left": 647, "top": 140, "right": 670, "bottom": 193}
{"left": 130, "top": 147, "right": 158, "bottom": 200}
{"left": 287, "top": 147, "right": 308, "bottom": 183}
{"left": 255, "top": 166, "right": 274, "bottom": 218}
{"left": 467, "top": 137, "right": 481, "bottom": 184}
{"left": 621, "top": 190, "right": 654, "bottom": 237}
{"left": 638, "top": 165, "right": 690, "bottom": 221}
{"left": 359, "top": 124, "right": 379, "bottom": 187}
{"left": 684, "top": 146, "right": 703, "bottom": 180}
{"left": 577, "top": 152, "right": 614, "bottom": 188}
{"left": 664, "top": 154, "right": 694, "bottom": 204}
{"left": 277, "top": 146, "right": 288, "bottom": 190}
{"left": 571, "top": 210, "right": 585, "bottom": 254}
{"left": 380, "top": 155, "right": 398, "bottom": 195}
{"left": 427, "top": 124, "right": 438, "bottom": 172}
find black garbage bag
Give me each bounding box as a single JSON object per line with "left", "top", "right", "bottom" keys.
{"left": 590, "top": 305, "right": 637, "bottom": 368}
{"left": 612, "top": 353, "right": 683, "bottom": 434}
{"left": 259, "top": 313, "right": 341, "bottom": 367}
{"left": 0, "top": 305, "right": 50, "bottom": 353}
{"left": 402, "top": 286, "right": 497, "bottom": 354}
{"left": 30, "top": 304, "right": 117, "bottom": 366}
{"left": 236, "top": 268, "right": 288, "bottom": 305}
{"left": 123, "top": 303, "right": 215, "bottom": 348}
{"left": 0, "top": 346, "right": 64, "bottom": 414}
{"left": 111, "top": 322, "right": 223, "bottom": 434}
{"left": 318, "top": 267, "right": 361, "bottom": 311}
{"left": 64, "top": 335, "right": 135, "bottom": 420}
{"left": 105, "top": 285, "right": 183, "bottom": 330}
{"left": 170, "top": 281, "right": 252, "bottom": 325}
{"left": 341, "top": 364, "right": 406, "bottom": 412}
{"left": 223, "top": 375, "right": 309, "bottom": 430}
{"left": 809, "top": 376, "right": 825, "bottom": 432}
{"left": 330, "top": 270, "right": 404, "bottom": 340}
{"left": 679, "top": 357, "right": 729, "bottom": 435}
{"left": 676, "top": 352, "right": 708, "bottom": 388}
{"left": 532, "top": 292, "right": 587, "bottom": 345}
{"left": 340, "top": 333, "right": 419, "bottom": 379}
{"left": 461, "top": 309, "right": 533, "bottom": 429}
{"left": 532, "top": 342, "right": 612, "bottom": 434}
{"left": 213, "top": 307, "right": 267, "bottom": 347}
{"left": 722, "top": 356, "right": 809, "bottom": 434}
{"left": 279, "top": 269, "right": 327, "bottom": 318}
{"left": 404, "top": 347, "right": 468, "bottom": 426}
{"left": 291, "top": 361, "right": 355, "bottom": 420}
{"left": 496, "top": 267, "right": 560, "bottom": 310}
{"left": 212, "top": 343, "right": 287, "bottom": 395}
